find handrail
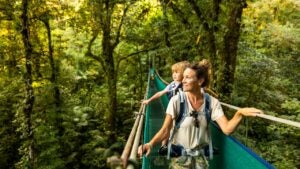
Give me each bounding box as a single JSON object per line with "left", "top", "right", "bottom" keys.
{"left": 119, "top": 69, "right": 152, "bottom": 168}
{"left": 129, "top": 106, "right": 145, "bottom": 160}
{"left": 220, "top": 102, "right": 300, "bottom": 128}
{"left": 120, "top": 105, "right": 144, "bottom": 167}
{"left": 123, "top": 107, "right": 145, "bottom": 169}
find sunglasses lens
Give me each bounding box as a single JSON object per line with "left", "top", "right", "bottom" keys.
{"left": 194, "top": 119, "right": 199, "bottom": 128}
{"left": 191, "top": 111, "right": 199, "bottom": 128}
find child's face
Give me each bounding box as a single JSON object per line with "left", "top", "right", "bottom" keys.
{"left": 172, "top": 71, "right": 183, "bottom": 82}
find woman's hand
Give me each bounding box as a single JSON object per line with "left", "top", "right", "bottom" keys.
{"left": 138, "top": 143, "right": 152, "bottom": 157}
{"left": 216, "top": 107, "right": 264, "bottom": 135}
{"left": 238, "top": 107, "right": 263, "bottom": 117}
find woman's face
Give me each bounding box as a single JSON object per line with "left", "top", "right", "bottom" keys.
{"left": 182, "top": 68, "right": 202, "bottom": 92}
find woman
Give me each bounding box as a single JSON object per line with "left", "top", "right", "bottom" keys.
{"left": 138, "top": 60, "right": 263, "bottom": 169}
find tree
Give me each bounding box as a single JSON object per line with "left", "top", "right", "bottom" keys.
{"left": 83, "top": 0, "right": 127, "bottom": 142}
{"left": 20, "top": 0, "right": 36, "bottom": 167}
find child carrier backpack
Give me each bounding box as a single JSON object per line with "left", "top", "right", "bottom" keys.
{"left": 166, "top": 82, "right": 183, "bottom": 100}
{"left": 164, "top": 90, "right": 214, "bottom": 160}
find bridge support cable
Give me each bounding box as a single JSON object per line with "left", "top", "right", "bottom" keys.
{"left": 220, "top": 102, "right": 300, "bottom": 128}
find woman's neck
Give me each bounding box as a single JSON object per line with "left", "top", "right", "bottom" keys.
{"left": 187, "top": 88, "right": 203, "bottom": 110}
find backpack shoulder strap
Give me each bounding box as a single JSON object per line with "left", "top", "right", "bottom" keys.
{"left": 175, "top": 89, "right": 186, "bottom": 128}
{"left": 204, "top": 93, "right": 213, "bottom": 160}
{"left": 176, "top": 83, "right": 183, "bottom": 91}
{"left": 204, "top": 93, "right": 212, "bottom": 122}
{"left": 167, "top": 90, "right": 187, "bottom": 159}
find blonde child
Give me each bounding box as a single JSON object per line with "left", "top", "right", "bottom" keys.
{"left": 143, "top": 61, "right": 189, "bottom": 148}
{"left": 142, "top": 61, "right": 189, "bottom": 105}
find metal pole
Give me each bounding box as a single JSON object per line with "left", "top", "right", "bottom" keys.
{"left": 129, "top": 106, "right": 145, "bottom": 161}
{"left": 121, "top": 106, "right": 143, "bottom": 167}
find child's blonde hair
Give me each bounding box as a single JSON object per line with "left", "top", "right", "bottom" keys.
{"left": 171, "top": 61, "right": 190, "bottom": 73}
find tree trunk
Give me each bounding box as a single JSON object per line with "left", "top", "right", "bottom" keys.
{"left": 21, "top": 0, "right": 35, "bottom": 168}
{"left": 161, "top": 0, "right": 171, "bottom": 47}
{"left": 42, "top": 16, "right": 62, "bottom": 135}
{"left": 102, "top": 2, "right": 117, "bottom": 142}
{"left": 217, "top": 0, "right": 246, "bottom": 99}
{"left": 187, "top": 0, "right": 220, "bottom": 88}
{"left": 102, "top": 41, "right": 118, "bottom": 142}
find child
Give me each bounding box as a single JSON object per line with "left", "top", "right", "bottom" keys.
{"left": 142, "top": 61, "right": 189, "bottom": 105}
{"left": 143, "top": 61, "right": 189, "bottom": 147}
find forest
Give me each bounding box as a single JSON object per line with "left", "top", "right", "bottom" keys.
{"left": 0, "top": 0, "right": 299, "bottom": 169}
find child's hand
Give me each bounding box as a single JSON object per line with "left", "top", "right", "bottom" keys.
{"left": 142, "top": 99, "right": 150, "bottom": 105}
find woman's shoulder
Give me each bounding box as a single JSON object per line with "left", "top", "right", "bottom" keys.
{"left": 205, "top": 93, "right": 220, "bottom": 107}
{"left": 169, "top": 92, "right": 181, "bottom": 102}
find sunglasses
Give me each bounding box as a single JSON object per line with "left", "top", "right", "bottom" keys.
{"left": 190, "top": 111, "right": 199, "bottom": 128}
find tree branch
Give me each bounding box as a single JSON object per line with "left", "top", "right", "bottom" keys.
{"left": 85, "top": 31, "right": 107, "bottom": 73}
{"left": 112, "top": 2, "right": 133, "bottom": 49}
{"left": 116, "top": 46, "right": 159, "bottom": 73}
{"left": 168, "top": 1, "right": 191, "bottom": 28}
{"left": 187, "top": 0, "right": 209, "bottom": 30}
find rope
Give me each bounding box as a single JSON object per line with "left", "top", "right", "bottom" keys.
{"left": 155, "top": 69, "right": 169, "bottom": 85}
{"left": 220, "top": 102, "right": 300, "bottom": 129}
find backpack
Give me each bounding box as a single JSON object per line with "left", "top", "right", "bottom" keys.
{"left": 166, "top": 82, "right": 183, "bottom": 100}
{"left": 166, "top": 90, "right": 213, "bottom": 160}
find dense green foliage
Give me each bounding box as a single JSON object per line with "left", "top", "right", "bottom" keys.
{"left": 0, "top": 0, "right": 299, "bottom": 169}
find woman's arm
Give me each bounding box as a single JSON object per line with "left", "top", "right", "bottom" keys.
{"left": 216, "top": 108, "right": 262, "bottom": 135}
{"left": 138, "top": 114, "right": 173, "bottom": 157}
